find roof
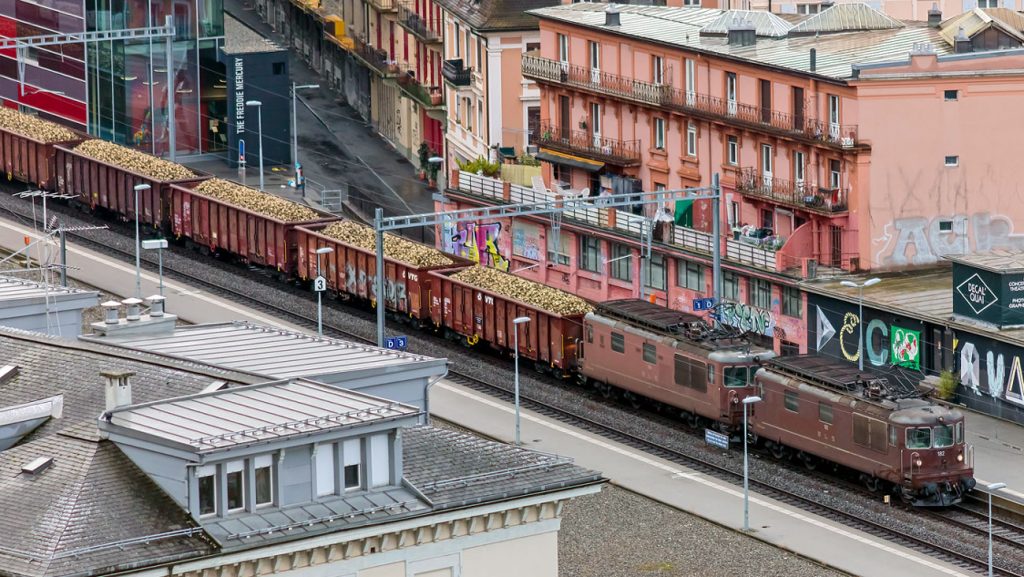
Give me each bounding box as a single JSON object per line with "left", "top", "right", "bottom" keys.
{"left": 435, "top": 0, "right": 557, "bottom": 32}
{"left": 699, "top": 10, "right": 794, "bottom": 38}
{"left": 528, "top": 3, "right": 953, "bottom": 80}
{"left": 939, "top": 8, "right": 1024, "bottom": 46}
{"left": 83, "top": 321, "right": 446, "bottom": 382}
{"left": 788, "top": 3, "right": 904, "bottom": 35}
{"left": 0, "top": 275, "right": 97, "bottom": 305}
{"left": 767, "top": 354, "right": 920, "bottom": 400}
{"left": 947, "top": 250, "right": 1024, "bottom": 274}
{"left": 223, "top": 14, "right": 285, "bottom": 54}
{"left": 0, "top": 427, "right": 211, "bottom": 577}
{"left": 594, "top": 299, "right": 703, "bottom": 335}
{"left": 104, "top": 378, "right": 421, "bottom": 453}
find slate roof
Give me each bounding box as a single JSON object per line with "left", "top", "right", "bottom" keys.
{"left": 0, "top": 425, "right": 212, "bottom": 577}
{"left": 435, "top": 0, "right": 558, "bottom": 32}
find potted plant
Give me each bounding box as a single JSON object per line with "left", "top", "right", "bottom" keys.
{"left": 426, "top": 149, "right": 441, "bottom": 188}
{"left": 430, "top": 88, "right": 442, "bottom": 105}
{"left": 417, "top": 142, "right": 430, "bottom": 180}
{"left": 579, "top": 119, "right": 588, "bottom": 130}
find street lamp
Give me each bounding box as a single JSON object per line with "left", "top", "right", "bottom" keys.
{"left": 742, "top": 395, "right": 762, "bottom": 532}
{"left": 142, "top": 239, "right": 168, "bottom": 296}
{"left": 840, "top": 277, "right": 881, "bottom": 371}
{"left": 132, "top": 184, "right": 151, "bottom": 298}
{"left": 315, "top": 247, "right": 334, "bottom": 337}
{"left": 245, "top": 100, "right": 264, "bottom": 191}
{"left": 513, "top": 316, "right": 531, "bottom": 445}
{"left": 987, "top": 482, "right": 1007, "bottom": 577}
{"left": 291, "top": 83, "right": 319, "bottom": 171}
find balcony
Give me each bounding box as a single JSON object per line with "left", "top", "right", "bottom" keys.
{"left": 397, "top": 4, "right": 442, "bottom": 44}
{"left": 365, "top": 0, "right": 397, "bottom": 12}
{"left": 521, "top": 54, "right": 861, "bottom": 150}
{"left": 442, "top": 59, "right": 472, "bottom": 87}
{"left": 735, "top": 167, "right": 848, "bottom": 214}
{"left": 393, "top": 70, "right": 444, "bottom": 110}
{"left": 536, "top": 120, "right": 641, "bottom": 167}
{"left": 352, "top": 36, "right": 397, "bottom": 77}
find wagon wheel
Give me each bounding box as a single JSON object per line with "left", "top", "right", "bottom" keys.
{"left": 862, "top": 475, "right": 881, "bottom": 493}
{"left": 622, "top": 391, "right": 642, "bottom": 410}
{"left": 598, "top": 382, "right": 616, "bottom": 400}
{"left": 769, "top": 442, "right": 789, "bottom": 460}
{"left": 686, "top": 412, "right": 701, "bottom": 430}
{"left": 799, "top": 452, "right": 818, "bottom": 471}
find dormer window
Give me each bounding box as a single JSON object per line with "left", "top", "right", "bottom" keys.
{"left": 197, "top": 464, "right": 217, "bottom": 516}
{"left": 226, "top": 460, "right": 245, "bottom": 511}
{"left": 344, "top": 438, "right": 363, "bottom": 489}
{"left": 255, "top": 455, "right": 273, "bottom": 506}
{"left": 316, "top": 442, "right": 338, "bottom": 496}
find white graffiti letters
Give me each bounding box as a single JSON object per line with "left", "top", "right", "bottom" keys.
{"left": 877, "top": 213, "right": 1024, "bottom": 266}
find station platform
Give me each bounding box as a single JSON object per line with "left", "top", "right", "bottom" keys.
{"left": 965, "top": 410, "right": 1024, "bottom": 505}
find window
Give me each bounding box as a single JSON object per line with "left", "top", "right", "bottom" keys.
{"left": 589, "top": 41, "right": 600, "bottom": 71}
{"left": 198, "top": 466, "right": 216, "bottom": 516}
{"left": 476, "top": 37, "right": 482, "bottom": 70}
{"left": 677, "top": 259, "right": 704, "bottom": 291}
{"left": 316, "top": 443, "right": 336, "bottom": 496}
{"left": 684, "top": 0, "right": 700, "bottom": 5}
{"left": 343, "top": 438, "right": 362, "bottom": 490}
{"left": 610, "top": 243, "right": 632, "bottom": 282}
{"left": 750, "top": 278, "right": 771, "bottom": 310}
{"left": 477, "top": 100, "right": 483, "bottom": 136}
{"left": 547, "top": 231, "right": 571, "bottom": 265}
{"left": 944, "top": 89, "right": 958, "bottom": 101}
{"left": 818, "top": 402, "right": 833, "bottom": 424}
{"left": 272, "top": 62, "right": 285, "bottom": 75}
{"left": 945, "top": 155, "right": 959, "bottom": 167}
{"left": 828, "top": 94, "right": 839, "bottom": 126}
{"left": 611, "top": 332, "right": 625, "bottom": 353}
{"left": 370, "top": 434, "right": 391, "bottom": 488}
{"left": 938, "top": 219, "right": 953, "bottom": 232}
{"left": 579, "top": 235, "right": 601, "bottom": 272}
{"left": 557, "top": 33, "right": 568, "bottom": 63}
{"left": 955, "top": 422, "right": 964, "bottom": 444}
{"left": 645, "top": 253, "right": 667, "bottom": 291}
{"left": 723, "top": 271, "right": 739, "bottom": 301}
{"left": 784, "top": 390, "right": 799, "bottom": 412}
{"left": 652, "top": 55, "right": 663, "bottom": 84}
{"left": 782, "top": 286, "right": 801, "bottom": 318}
{"left": 254, "top": 455, "right": 273, "bottom": 506}
{"left": 686, "top": 122, "right": 697, "bottom": 157}
{"left": 727, "top": 135, "right": 738, "bottom": 165}
{"left": 674, "top": 354, "right": 707, "bottom": 392}
{"left": 797, "top": 3, "right": 820, "bottom": 13}
{"left": 729, "top": 201, "right": 739, "bottom": 228}
{"left": 642, "top": 343, "right": 656, "bottom": 364}
{"left": 761, "top": 143, "right": 773, "bottom": 175}
{"left": 829, "top": 159, "right": 841, "bottom": 189}
{"left": 465, "top": 34, "right": 472, "bottom": 68}
{"left": 654, "top": 118, "right": 665, "bottom": 150}
{"left": 933, "top": 425, "right": 954, "bottom": 448}
{"left": 977, "top": 0, "right": 997, "bottom": 7}
{"left": 684, "top": 59, "right": 695, "bottom": 104}
{"left": 761, "top": 209, "right": 774, "bottom": 231}
{"left": 590, "top": 102, "right": 601, "bottom": 135}
{"left": 724, "top": 366, "right": 748, "bottom": 388}
{"left": 226, "top": 461, "right": 245, "bottom": 511}
{"left": 794, "top": 151, "right": 805, "bottom": 184}
{"left": 526, "top": 42, "right": 540, "bottom": 52}
{"left": 726, "top": 72, "right": 737, "bottom": 114}
{"left": 454, "top": 23, "right": 461, "bottom": 57}
{"left": 906, "top": 427, "right": 931, "bottom": 449}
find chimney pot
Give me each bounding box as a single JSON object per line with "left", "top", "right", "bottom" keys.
{"left": 101, "top": 300, "right": 121, "bottom": 325}
{"left": 146, "top": 295, "right": 166, "bottom": 317}
{"left": 122, "top": 297, "right": 143, "bottom": 321}
{"left": 605, "top": 4, "right": 620, "bottom": 27}
{"left": 102, "top": 370, "right": 134, "bottom": 411}
{"left": 954, "top": 26, "right": 972, "bottom": 53}
{"left": 927, "top": 3, "right": 942, "bottom": 27}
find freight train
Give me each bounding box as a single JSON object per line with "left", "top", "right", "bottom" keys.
{"left": 0, "top": 113, "right": 973, "bottom": 506}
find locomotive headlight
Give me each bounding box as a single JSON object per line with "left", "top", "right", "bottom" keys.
{"left": 957, "top": 453, "right": 964, "bottom": 462}
{"left": 915, "top": 458, "right": 923, "bottom": 467}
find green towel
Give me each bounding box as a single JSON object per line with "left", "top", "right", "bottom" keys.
{"left": 675, "top": 199, "right": 694, "bottom": 227}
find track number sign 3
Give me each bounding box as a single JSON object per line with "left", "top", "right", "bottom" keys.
{"left": 313, "top": 276, "right": 327, "bottom": 292}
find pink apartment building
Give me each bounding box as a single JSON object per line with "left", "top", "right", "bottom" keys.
{"left": 439, "top": 2, "right": 1024, "bottom": 355}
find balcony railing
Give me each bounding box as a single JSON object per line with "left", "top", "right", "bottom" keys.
{"left": 366, "top": 0, "right": 397, "bottom": 12}
{"left": 537, "top": 120, "right": 641, "bottom": 167}
{"left": 521, "top": 54, "right": 859, "bottom": 149}
{"left": 397, "top": 4, "right": 442, "bottom": 43}
{"left": 735, "top": 167, "right": 848, "bottom": 214}
{"left": 394, "top": 70, "right": 443, "bottom": 109}
{"left": 443, "top": 59, "right": 471, "bottom": 86}
{"left": 352, "top": 36, "right": 396, "bottom": 77}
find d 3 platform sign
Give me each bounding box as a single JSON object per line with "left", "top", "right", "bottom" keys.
{"left": 891, "top": 325, "right": 920, "bottom": 370}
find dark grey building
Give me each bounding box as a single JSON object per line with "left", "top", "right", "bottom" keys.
{"left": 222, "top": 16, "right": 292, "bottom": 169}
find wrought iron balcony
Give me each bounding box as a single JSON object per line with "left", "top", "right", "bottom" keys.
{"left": 397, "top": 4, "right": 442, "bottom": 43}
{"left": 735, "top": 167, "right": 848, "bottom": 214}
{"left": 537, "top": 120, "right": 641, "bottom": 167}
{"left": 521, "top": 54, "right": 860, "bottom": 149}
{"left": 352, "top": 36, "right": 397, "bottom": 77}
{"left": 442, "top": 59, "right": 472, "bottom": 87}
{"left": 394, "top": 70, "right": 444, "bottom": 109}
{"left": 366, "top": 0, "right": 397, "bottom": 12}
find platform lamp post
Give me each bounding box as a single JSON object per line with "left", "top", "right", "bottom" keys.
{"left": 840, "top": 277, "right": 881, "bottom": 371}
{"left": 245, "top": 100, "right": 264, "bottom": 191}
{"left": 513, "top": 316, "right": 531, "bottom": 445}
{"left": 141, "top": 239, "right": 168, "bottom": 296}
{"left": 291, "top": 83, "right": 319, "bottom": 171}
{"left": 987, "top": 482, "right": 1007, "bottom": 577}
{"left": 315, "top": 247, "right": 334, "bottom": 337}
{"left": 132, "top": 184, "right": 150, "bottom": 299}
{"left": 742, "top": 395, "right": 762, "bottom": 532}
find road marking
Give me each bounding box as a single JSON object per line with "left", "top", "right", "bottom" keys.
{"left": 437, "top": 381, "right": 973, "bottom": 577}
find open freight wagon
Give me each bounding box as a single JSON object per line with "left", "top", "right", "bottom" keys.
{"left": 0, "top": 127, "right": 84, "bottom": 191}
{"left": 428, "top": 267, "right": 586, "bottom": 374}
{"left": 54, "top": 143, "right": 209, "bottom": 230}
{"left": 168, "top": 182, "right": 338, "bottom": 273}
{"left": 294, "top": 223, "right": 473, "bottom": 322}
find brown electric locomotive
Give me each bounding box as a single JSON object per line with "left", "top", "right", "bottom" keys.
{"left": 751, "top": 355, "right": 975, "bottom": 506}
{"left": 578, "top": 299, "right": 774, "bottom": 430}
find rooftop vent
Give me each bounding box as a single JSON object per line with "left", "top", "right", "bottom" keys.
{"left": 0, "top": 365, "right": 18, "bottom": 385}
{"left": 102, "top": 370, "right": 134, "bottom": 412}
{"left": 605, "top": 4, "right": 620, "bottom": 27}
{"left": 927, "top": 3, "right": 941, "bottom": 27}
{"left": 122, "top": 297, "right": 143, "bottom": 321}
{"left": 810, "top": 47, "right": 817, "bottom": 72}
{"left": 727, "top": 16, "right": 756, "bottom": 47}
{"left": 21, "top": 456, "right": 53, "bottom": 475}
{"left": 954, "top": 26, "right": 972, "bottom": 53}
{"left": 102, "top": 300, "right": 121, "bottom": 324}
{"left": 146, "top": 295, "right": 166, "bottom": 317}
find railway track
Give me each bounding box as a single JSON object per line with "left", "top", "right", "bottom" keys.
{"left": 1, "top": 197, "right": 1023, "bottom": 576}
{"left": 928, "top": 501, "right": 1024, "bottom": 549}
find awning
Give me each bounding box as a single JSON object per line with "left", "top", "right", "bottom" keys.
{"left": 536, "top": 148, "right": 605, "bottom": 173}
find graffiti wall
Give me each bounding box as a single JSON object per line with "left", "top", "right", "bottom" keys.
{"left": 441, "top": 217, "right": 510, "bottom": 271}
{"left": 955, "top": 333, "right": 1024, "bottom": 424}
{"left": 717, "top": 301, "right": 776, "bottom": 337}
{"left": 873, "top": 212, "right": 1024, "bottom": 268}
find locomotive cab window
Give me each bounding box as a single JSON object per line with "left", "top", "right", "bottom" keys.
{"left": 906, "top": 427, "right": 931, "bottom": 449}
{"left": 642, "top": 343, "right": 656, "bottom": 364}
{"left": 818, "top": 402, "right": 833, "bottom": 424}
{"left": 586, "top": 326, "right": 593, "bottom": 343}
{"left": 723, "top": 366, "right": 748, "bottom": 388}
{"left": 784, "top": 390, "right": 799, "bottom": 412}
{"left": 611, "top": 332, "right": 625, "bottom": 353}
{"left": 955, "top": 422, "right": 963, "bottom": 444}
{"left": 933, "top": 425, "right": 954, "bottom": 448}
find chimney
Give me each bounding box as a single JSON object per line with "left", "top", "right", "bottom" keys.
{"left": 927, "top": 3, "right": 942, "bottom": 27}
{"left": 810, "top": 48, "right": 817, "bottom": 72}
{"left": 605, "top": 4, "right": 620, "bottom": 27}
{"left": 727, "top": 16, "right": 756, "bottom": 47}
{"left": 820, "top": 0, "right": 834, "bottom": 8}
{"left": 146, "top": 295, "right": 166, "bottom": 317}
{"left": 102, "top": 370, "right": 134, "bottom": 411}
{"left": 101, "top": 300, "right": 121, "bottom": 324}
{"left": 122, "top": 297, "right": 143, "bottom": 321}
{"left": 954, "top": 26, "right": 972, "bottom": 53}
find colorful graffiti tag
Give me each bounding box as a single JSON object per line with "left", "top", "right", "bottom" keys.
{"left": 891, "top": 325, "right": 921, "bottom": 370}
{"left": 442, "top": 218, "right": 509, "bottom": 271}
{"left": 717, "top": 301, "right": 775, "bottom": 337}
